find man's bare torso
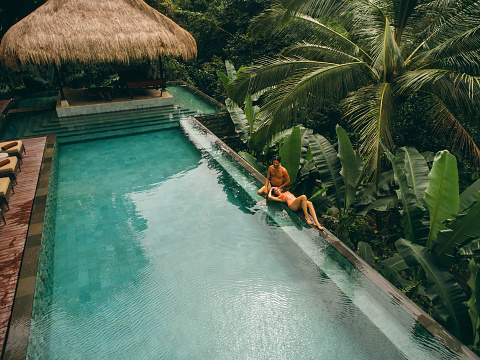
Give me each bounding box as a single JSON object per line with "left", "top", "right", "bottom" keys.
{"left": 269, "top": 165, "right": 287, "bottom": 186}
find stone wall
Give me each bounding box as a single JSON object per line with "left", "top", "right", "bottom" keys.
{"left": 194, "top": 112, "right": 244, "bottom": 151}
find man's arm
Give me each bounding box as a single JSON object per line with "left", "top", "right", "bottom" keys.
{"left": 279, "top": 168, "right": 290, "bottom": 189}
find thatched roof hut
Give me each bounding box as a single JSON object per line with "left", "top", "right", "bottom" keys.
{"left": 0, "top": 0, "right": 197, "bottom": 69}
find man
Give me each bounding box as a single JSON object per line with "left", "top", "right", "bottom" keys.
{"left": 258, "top": 155, "right": 290, "bottom": 196}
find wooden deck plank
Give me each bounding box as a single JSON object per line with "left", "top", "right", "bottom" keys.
{"left": 0, "top": 137, "right": 47, "bottom": 357}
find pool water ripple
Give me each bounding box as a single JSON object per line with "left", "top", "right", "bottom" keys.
{"left": 26, "top": 127, "right": 457, "bottom": 359}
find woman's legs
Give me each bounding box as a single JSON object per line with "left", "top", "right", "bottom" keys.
{"left": 307, "top": 201, "right": 323, "bottom": 229}
{"left": 288, "top": 196, "right": 313, "bottom": 224}
{"left": 288, "top": 196, "right": 324, "bottom": 229}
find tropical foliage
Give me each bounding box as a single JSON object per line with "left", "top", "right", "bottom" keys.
{"left": 365, "top": 145, "right": 480, "bottom": 343}
{"left": 230, "top": 0, "right": 480, "bottom": 184}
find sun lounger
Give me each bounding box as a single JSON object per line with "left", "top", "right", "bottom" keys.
{"left": 0, "top": 140, "right": 26, "bottom": 164}
{"left": 0, "top": 208, "right": 5, "bottom": 225}
{"left": 0, "top": 177, "right": 14, "bottom": 210}
{"left": 0, "top": 156, "right": 20, "bottom": 184}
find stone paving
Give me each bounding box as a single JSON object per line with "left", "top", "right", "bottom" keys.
{"left": 0, "top": 137, "right": 47, "bottom": 356}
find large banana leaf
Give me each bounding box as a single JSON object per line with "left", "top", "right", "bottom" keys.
{"left": 400, "top": 147, "right": 429, "bottom": 207}
{"left": 217, "top": 71, "right": 231, "bottom": 89}
{"left": 460, "top": 179, "right": 480, "bottom": 213}
{"left": 383, "top": 145, "right": 428, "bottom": 245}
{"left": 308, "top": 187, "right": 327, "bottom": 202}
{"left": 263, "top": 126, "right": 310, "bottom": 153}
{"left": 239, "top": 151, "right": 266, "bottom": 175}
{"left": 357, "top": 241, "right": 375, "bottom": 266}
{"left": 435, "top": 194, "right": 480, "bottom": 265}
{"left": 354, "top": 194, "right": 399, "bottom": 216}
{"left": 308, "top": 133, "right": 344, "bottom": 209}
{"left": 301, "top": 128, "right": 314, "bottom": 160}
{"left": 468, "top": 259, "right": 480, "bottom": 345}
{"left": 336, "top": 125, "right": 360, "bottom": 209}
{"left": 279, "top": 126, "right": 302, "bottom": 184}
{"left": 382, "top": 254, "right": 409, "bottom": 272}
{"left": 225, "top": 98, "right": 250, "bottom": 144}
{"left": 396, "top": 239, "right": 472, "bottom": 342}
{"left": 424, "top": 151, "right": 459, "bottom": 248}
{"left": 244, "top": 93, "right": 254, "bottom": 137}
{"left": 225, "top": 60, "right": 236, "bottom": 81}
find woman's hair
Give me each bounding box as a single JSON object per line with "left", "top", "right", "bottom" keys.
{"left": 270, "top": 188, "right": 280, "bottom": 197}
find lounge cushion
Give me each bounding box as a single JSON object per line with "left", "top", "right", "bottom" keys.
{"left": 0, "top": 156, "right": 17, "bottom": 173}
{"left": 0, "top": 159, "right": 10, "bottom": 167}
{"left": 0, "top": 178, "right": 10, "bottom": 196}
{"left": 0, "top": 140, "right": 23, "bottom": 154}
{"left": 1, "top": 142, "right": 17, "bottom": 150}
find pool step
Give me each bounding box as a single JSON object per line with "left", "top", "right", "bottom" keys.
{"left": 39, "top": 105, "right": 188, "bottom": 128}
{"left": 32, "top": 105, "right": 194, "bottom": 133}
{"left": 58, "top": 121, "right": 182, "bottom": 144}
{"left": 21, "top": 105, "right": 198, "bottom": 142}
{"left": 31, "top": 110, "right": 196, "bottom": 137}
{"left": 52, "top": 111, "right": 196, "bottom": 143}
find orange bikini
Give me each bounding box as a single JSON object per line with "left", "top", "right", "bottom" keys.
{"left": 279, "top": 191, "right": 294, "bottom": 206}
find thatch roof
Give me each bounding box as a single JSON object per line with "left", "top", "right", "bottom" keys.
{"left": 0, "top": 0, "right": 197, "bottom": 69}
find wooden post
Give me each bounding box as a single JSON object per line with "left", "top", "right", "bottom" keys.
{"left": 158, "top": 56, "right": 165, "bottom": 89}
{"left": 54, "top": 63, "right": 66, "bottom": 100}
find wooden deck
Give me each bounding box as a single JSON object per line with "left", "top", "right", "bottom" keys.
{"left": 0, "top": 137, "right": 48, "bottom": 358}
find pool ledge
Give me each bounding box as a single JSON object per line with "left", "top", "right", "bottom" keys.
{"left": 186, "top": 115, "right": 478, "bottom": 360}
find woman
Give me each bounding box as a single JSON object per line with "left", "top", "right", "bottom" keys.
{"left": 268, "top": 187, "right": 324, "bottom": 230}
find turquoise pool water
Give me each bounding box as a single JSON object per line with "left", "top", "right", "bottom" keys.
{"left": 26, "top": 120, "right": 456, "bottom": 359}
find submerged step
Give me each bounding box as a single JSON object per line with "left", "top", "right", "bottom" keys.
{"left": 37, "top": 105, "right": 192, "bottom": 130}
{"left": 58, "top": 121, "right": 181, "bottom": 144}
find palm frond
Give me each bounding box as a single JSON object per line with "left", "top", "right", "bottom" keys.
{"left": 282, "top": 43, "right": 363, "bottom": 63}
{"left": 391, "top": 0, "right": 419, "bottom": 43}
{"left": 283, "top": 0, "right": 352, "bottom": 22}
{"left": 404, "top": 0, "right": 480, "bottom": 66}
{"left": 425, "top": 94, "right": 480, "bottom": 170}
{"left": 412, "top": 26, "right": 480, "bottom": 74}
{"left": 250, "top": 9, "right": 371, "bottom": 61}
{"left": 231, "top": 56, "right": 323, "bottom": 105}
{"left": 395, "top": 69, "right": 480, "bottom": 111}
{"left": 351, "top": 2, "right": 403, "bottom": 80}
{"left": 342, "top": 83, "right": 396, "bottom": 185}
{"left": 256, "top": 61, "right": 371, "bottom": 143}
{"left": 420, "top": 50, "right": 480, "bottom": 76}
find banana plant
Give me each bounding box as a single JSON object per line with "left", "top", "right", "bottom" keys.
{"left": 468, "top": 259, "right": 480, "bottom": 346}
{"left": 279, "top": 126, "right": 302, "bottom": 184}
{"left": 218, "top": 61, "right": 257, "bottom": 146}
{"left": 381, "top": 145, "right": 480, "bottom": 343}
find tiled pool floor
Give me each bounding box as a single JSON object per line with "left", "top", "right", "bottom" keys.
{"left": 0, "top": 136, "right": 49, "bottom": 357}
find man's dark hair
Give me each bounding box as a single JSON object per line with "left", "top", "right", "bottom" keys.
{"left": 272, "top": 155, "right": 281, "bottom": 162}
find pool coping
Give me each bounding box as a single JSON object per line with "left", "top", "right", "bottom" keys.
{"left": 186, "top": 115, "right": 478, "bottom": 360}
{"left": 2, "top": 134, "right": 55, "bottom": 360}
{"left": 2, "top": 120, "right": 477, "bottom": 359}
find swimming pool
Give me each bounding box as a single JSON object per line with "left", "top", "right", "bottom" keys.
{"left": 24, "top": 118, "right": 458, "bottom": 359}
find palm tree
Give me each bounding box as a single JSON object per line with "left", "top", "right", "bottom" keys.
{"left": 230, "top": 0, "right": 480, "bottom": 185}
